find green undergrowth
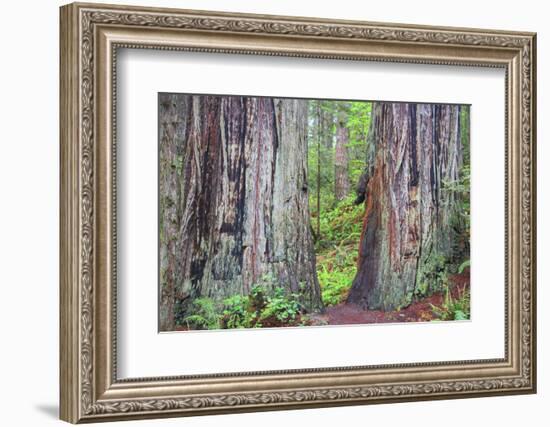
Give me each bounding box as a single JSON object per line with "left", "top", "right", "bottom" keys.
{"left": 312, "top": 196, "right": 364, "bottom": 306}
{"left": 180, "top": 281, "right": 306, "bottom": 330}
{"left": 414, "top": 252, "right": 471, "bottom": 321}
{"left": 431, "top": 285, "right": 471, "bottom": 321}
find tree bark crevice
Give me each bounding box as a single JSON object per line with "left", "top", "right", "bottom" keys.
{"left": 159, "top": 94, "right": 322, "bottom": 331}
{"left": 347, "top": 102, "right": 463, "bottom": 311}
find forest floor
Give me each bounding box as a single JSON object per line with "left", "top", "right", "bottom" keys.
{"left": 309, "top": 272, "right": 470, "bottom": 326}
{"left": 172, "top": 272, "right": 470, "bottom": 332}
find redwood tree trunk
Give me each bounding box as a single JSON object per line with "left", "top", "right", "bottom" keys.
{"left": 159, "top": 94, "right": 322, "bottom": 330}
{"left": 347, "top": 102, "right": 463, "bottom": 311}
{"left": 334, "top": 105, "right": 350, "bottom": 201}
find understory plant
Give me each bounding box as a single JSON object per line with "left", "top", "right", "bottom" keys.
{"left": 458, "top": 259, "right": 470, "bottom": 274}
{"left": 222, "top": 294, "right": 256, "bottom": 329}
{"left": 313, "top": 196, "right": 363, "bottom": 306}
{"left": 181, "top": 280, "right": 307, "bottom": 330}
{"left": 182, "top": 297, "right": 221, "bottom": 330}
{"left": 312, "top": 195, "right": 364, "bottom": 252}
{"left": 431, "top": 285, "right": 470, "bottom": 321}
{"left": 317, "top": 254, "right": 355, "bottom": 306}
{"left": 224, "top": 285, "right": 304, "bottom": 328}
{"left": 259, "top": 287, "right": 302, "bottom": 326}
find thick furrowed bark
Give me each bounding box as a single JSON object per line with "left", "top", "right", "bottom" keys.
{"left": 347, "top": 102, "right": 463, "bottom": 311}
{"left": 159, "top": 94, "right": 190, "bottom": 331}
{"left": 159, "top": 94, "right": 322, "bottom": 329}
{"left": 270, "top": 99, "right": 322, "bottom": 310}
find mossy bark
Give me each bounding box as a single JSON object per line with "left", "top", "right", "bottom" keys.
{"left": 347, "top": 102, "right": 463, "bottom": 311}
{"left": 159, "top": 94, "right": 322, "bottom": 330}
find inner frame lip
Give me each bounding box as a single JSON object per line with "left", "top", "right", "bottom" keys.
{"left": 108, "top": 41, "right": 512, "bottom": 385}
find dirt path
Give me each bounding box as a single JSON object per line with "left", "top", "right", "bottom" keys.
{"left": 310, "top": 273, "right": 470, "bottom": 326}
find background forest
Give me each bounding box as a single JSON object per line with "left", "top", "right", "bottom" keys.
{"left": 307, "top": 100, "right": 470, "bottom": 324}
{"left": 158, "top": 94, "right": 470, "bottom": 332}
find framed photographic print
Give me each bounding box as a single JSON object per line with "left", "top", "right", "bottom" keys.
{"left": 59, "top": 2, "right": 537, "bottom": 423}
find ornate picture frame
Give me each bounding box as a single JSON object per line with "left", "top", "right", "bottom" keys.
{"left": 60, "top": 2, "right": 536, "bottom": 423}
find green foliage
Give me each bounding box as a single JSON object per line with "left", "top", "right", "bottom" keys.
{"left": 220, "top": 281, "right": 303, "bottom": 329}
{"left": 347, "top": 102, "right": 372, "bottom": 184}
{"left": 307, "top": 100, "right": 336, "bottom": 215}
{"left": 313, "top": 196, "right": 364, "bottom": 252}
{"left": 182, "top": 297, "right": 221, "bottom": 330}
{"left": 307, "top": 100, "right": 372, "bottom": 220}
{"left": 313, "top": 196, "right": 363, "bottom": 306}
{"left": 259, "top": 287, "right": 302, "bottom": 324}
{"left": 431, "top": 286, "right": 470, "bottom": 321}
{"left": 306, "top": 100, "right": 372, "bottom": 308}
{"left": 221, "top": 294, "right": 256, "bottom": 329}
{"left": 318, "top": 262, "right": 355, "bottom": 306}
{"left": 347, "top": 102, "right": 372, "bottom": 141}
{"left": 458, "top": 259, "right": 470, "bottom": 274}
{"left": 221, "top": 285, "right": 304, "bottom": 329}
{"left": 181, "top": 280, "right": 306, "bottom": 330}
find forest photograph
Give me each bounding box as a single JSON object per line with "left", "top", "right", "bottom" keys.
{"left": 158, "top": 93, "right": 471, "bottom": 332}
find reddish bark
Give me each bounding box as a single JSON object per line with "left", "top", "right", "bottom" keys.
{"left": 347, "top": 102, "right": 463, "bottom": 311}
{"left": 159, "top": 94, "right": 322, "bottom": 330}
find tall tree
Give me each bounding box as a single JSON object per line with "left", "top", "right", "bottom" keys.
{"left": 316, "top": 101, "right": 322, "bottom": 238}
{"left": 347, "top": 102, "right": 463, "bottom": 310}
{"left": 334, "top": 104, "right": 350, "bottom": 201}
{"left": 159, "top": 94, "right": 323, "bottom": 331}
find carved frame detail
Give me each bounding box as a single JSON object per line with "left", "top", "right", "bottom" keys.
{"left": 60, "top": 2, "right": 536, "bottom": 423}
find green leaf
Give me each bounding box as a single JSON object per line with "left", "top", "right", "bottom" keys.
{"left": 458, "top": 259, "right": 470, "bottom": 274}
{"left": 454, "top": 310, "right": 468, "bottom": 320}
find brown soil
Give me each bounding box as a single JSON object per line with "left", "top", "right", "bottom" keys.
{"left": 173, "top": 272, "right": 470, "bottom": 331}
{"left": 310, "top": 272, "right": 470, "bottom": 326}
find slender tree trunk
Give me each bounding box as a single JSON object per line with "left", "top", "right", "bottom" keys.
{"left": 322, "top": 102, "right": 335, "bottom": 150}
{"left": 316, "top": 102, "right": 321, "bottom": 238}
{"left": 334, "top": 105, "right": 350, "bottom": 201}
{"left": 159, "top": 94, "right": 322, "bottom": 330}
{"left": 347, "top": 102, "right": 463, "bottom": 311}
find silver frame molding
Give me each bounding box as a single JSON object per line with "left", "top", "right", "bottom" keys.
{"left": 60, "top": 2, "right": 536, "bottom": 423}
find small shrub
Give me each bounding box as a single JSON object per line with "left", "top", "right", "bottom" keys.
{"left": 259, "top": 287, "right": 302, "bottom": 326}
{"left": 220, "top": 284, "right": 305, "bottom": 329}
{"left": 249, "top": 284, "right": 268, "bottom": 310}
{"left": 182, "top": 297, "right": 221, "bottom": 330}
{"left": 431, "top": 286, "right": 470, "bottom": 321}
{"left": 318, "top": 263, "right": 354, "bottom": 306}
{"left": 221, "top": 294, "right": 256, "bottom": 329}
{"left": 458, "top": 259, "right": 470, "bottom": 274}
